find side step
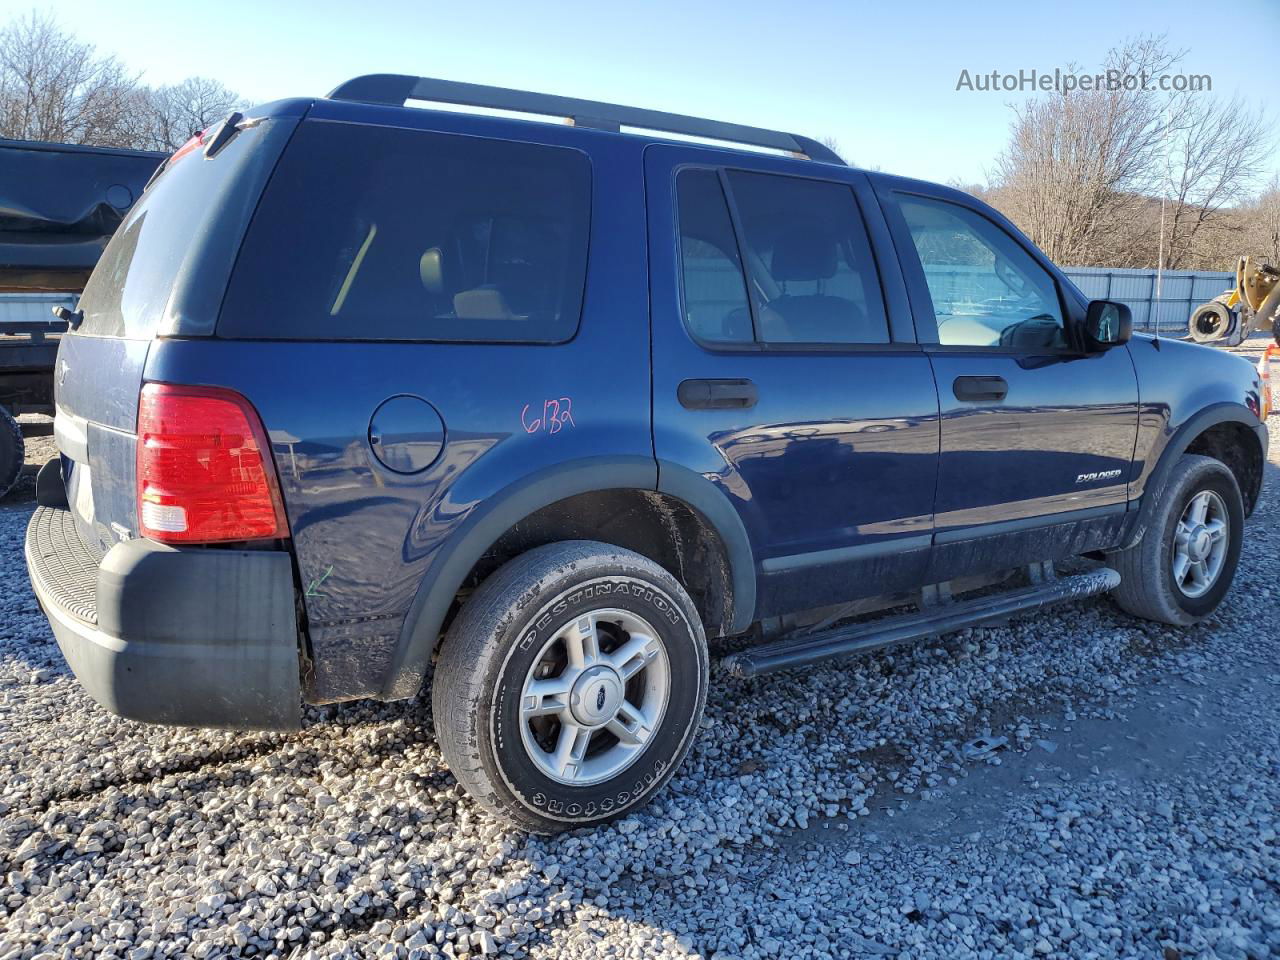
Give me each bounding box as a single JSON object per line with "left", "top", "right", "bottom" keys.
{"left": 723, "top": 567, "right": 1120, "bottom": 678}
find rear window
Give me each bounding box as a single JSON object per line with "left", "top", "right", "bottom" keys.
{"left": 219, "top": 121, "right": 592, "bottom": 342}
{"left": 77, "top": 155, "right": 212, "bottom": 337}
{"left": 77, "top": 121, "right": 290, "bottom": 339}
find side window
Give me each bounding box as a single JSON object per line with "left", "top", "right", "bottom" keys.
{"left": 895, "top": 194, "right": 1066, "bottom": 350}
{"left": 220, "top": 121, "right": 590, "bottom": 342}
{"left": 675, "top": 169, "right": 753, "bottom": 343}
{"left": 726, "top": 171, "right": 889, "bottom": 345}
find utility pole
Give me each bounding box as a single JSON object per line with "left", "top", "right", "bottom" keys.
{"left": 1154, "top": 106, "right": 1172, "bottom": 341}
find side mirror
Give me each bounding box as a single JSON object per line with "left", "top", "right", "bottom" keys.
{"left": 1083, "top": 300, "right": 1132, "bottom": 350}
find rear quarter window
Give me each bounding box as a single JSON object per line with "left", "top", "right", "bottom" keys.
{"left": 219, "top": 121, "right": 592, "bottom": 343}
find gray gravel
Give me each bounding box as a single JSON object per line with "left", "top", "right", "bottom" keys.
{"left": 2, "top": 369, "right": 1279, "bottom": 959}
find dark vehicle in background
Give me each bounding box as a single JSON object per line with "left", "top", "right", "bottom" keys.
{"left": 0, "top": 138, "right": 163, "bottom": 496}
{"left": 23, "top": 78, "right": 1268, "bottom": 832}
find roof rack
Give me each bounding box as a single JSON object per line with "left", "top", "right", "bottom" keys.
{"left": 326, "top": 74, "right": 844, "bottom": 165}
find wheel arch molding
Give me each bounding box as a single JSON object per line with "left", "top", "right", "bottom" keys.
{"left": 1131, "top": 402, "right": 1267, "bottom": 547}
{"left": 380, "top": 456, "right": 756, "bottom": 700}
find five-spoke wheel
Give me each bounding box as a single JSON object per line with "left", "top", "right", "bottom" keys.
{"left": 519, "top": 609, "right": 670, "bottom": 785}
{"left": 1171, "top": 490, "right": 1229, "bottom": 599}
{"left": 1111, "top": 454, "right": 1244, "bottom": 625}
{"left": 432, "top": 541, "right": 708, "bottom": 832}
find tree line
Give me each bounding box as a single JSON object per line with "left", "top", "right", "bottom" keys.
{"left": 964, "top": 36, "right": 1278, "bottom": 271}
{"left": 0, "top": 12, "right": 242, "bottom": 153}
{"left": 3, "top": 15, "right": 1275, "bottom": 272}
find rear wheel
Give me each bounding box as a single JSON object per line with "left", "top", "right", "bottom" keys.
{"left": 1109, "top": 455, "right": 1244, "bottom": 625}
{"left": 0, "top": 407, "right": 23, "bottom": 499}
{"left": 432, "top": 541, "right": 708, "bottom": 832}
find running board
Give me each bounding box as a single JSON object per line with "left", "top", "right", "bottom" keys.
{"left": 722, "top": 567, "right": 1121, "bottom": 679}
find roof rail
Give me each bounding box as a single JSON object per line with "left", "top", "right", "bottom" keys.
{"left": 326, "top": 74, "right": 844, "bottom": 165}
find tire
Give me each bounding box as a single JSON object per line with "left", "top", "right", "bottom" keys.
{"left": 432, "top": 540, "right": 709, "bottom": 833}
{"left": 1189, "top": 301, "right": 1233, "bottom": 343}
{"left": 1109, "top": 455, "right": 1244, "bottom": 625}
{"left": 0, "top": 407, "right": 24, "bottom": 499}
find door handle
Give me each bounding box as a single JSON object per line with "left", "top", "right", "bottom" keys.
{"left": 953, "top": 376, "right": 1008, "bottom": 402}
{"left": 678, "top": 378, "right": 758, "bottom": 410}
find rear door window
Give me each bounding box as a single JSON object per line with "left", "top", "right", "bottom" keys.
{"left": 726, "top": 171, "right": 889, "bottom": 345}
{"left": 675, "top": 169, "right": 753, "bottom": 344}
{"left": 219, "top": 121, "right": 591, "bottom": 342}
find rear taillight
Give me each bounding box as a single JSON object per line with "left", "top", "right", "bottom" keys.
{"left": 136, "top": 383, "right": 288, "bottom": 543}
{"left": 167, "top": 129, "right": 208, "bottom": 166}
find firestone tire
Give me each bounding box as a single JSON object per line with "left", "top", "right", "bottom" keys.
{"left": 1108, "top": 455, "right": 1244, "bottom": 626}
{"left": 431, "top": 541, "right": 709, "bottom": 833}
{"left": 0, "top": 407, "right": 24, "bottom": 499}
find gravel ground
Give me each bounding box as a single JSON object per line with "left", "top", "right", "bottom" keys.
{"left": 2, "top": 347, "right": 1279, "bottom": 960}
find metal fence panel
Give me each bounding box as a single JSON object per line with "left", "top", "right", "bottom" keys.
{"left": 1060, "top": 266, "right": 1234, "bottom": 336}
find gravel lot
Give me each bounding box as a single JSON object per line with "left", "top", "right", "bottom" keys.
{"left": 2, "top": 345, "right": 1279, "bottom": 960}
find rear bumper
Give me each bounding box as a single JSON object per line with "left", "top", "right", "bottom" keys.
{"left": 24, "top": 506, "right": 302, "bottom": 730}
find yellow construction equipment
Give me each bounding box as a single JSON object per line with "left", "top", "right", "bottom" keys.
{"left": 1189, "top": 256, "right": 1280, "bottom": 346}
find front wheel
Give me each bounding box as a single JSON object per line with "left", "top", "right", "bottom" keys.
{"left": 432, "top": 541, "right": 708, "bottom": 832}
{"left": 1109, "top": 455, "right": 1244, "bottom": 625}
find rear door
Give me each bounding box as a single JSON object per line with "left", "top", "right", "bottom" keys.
{"left": 875, "top": 182, "right": 1139, "bottom": 574}
{"left": 645, "top": 145, "right": 940, "bottom": 619}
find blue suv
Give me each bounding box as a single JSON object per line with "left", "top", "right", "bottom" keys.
{"left": 25, "top": 75, "right": 1268, "bottom": 832}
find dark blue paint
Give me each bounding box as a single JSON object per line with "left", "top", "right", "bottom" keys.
{"left": 139, "top": 114, "right": 652, "bottom": 701}
{"left": 1124, "top": 334, "right": 1266, "bottom": 499}
{"left": 50, "top": 91, "right": 1267, "bottom": 706}
{"left": 645, "top": 146, "right": 941, "bottom": 616}
{"left": 927, "top": 348, "right": 1139, "bottom": 531}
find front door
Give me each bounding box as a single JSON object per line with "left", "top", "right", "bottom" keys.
{"left": 877, "top": 184, "right": 1139, "bottom": 575}
{"left": 645, "top": 146, "right": 940, "bottom": 618}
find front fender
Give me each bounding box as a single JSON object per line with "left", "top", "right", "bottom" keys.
{"left": 1128, "top": 336, "right": 1264, "bottom": 491}
{"left": 1128, "top": 401, "right": 1267, "bottom": 548}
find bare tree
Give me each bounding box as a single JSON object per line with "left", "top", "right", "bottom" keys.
{"left": 988, "top": 34, "right": 1276, "bottom": 270}
{"left": 0, "top": 13, "right": 246, "bottom": 152}
{"left": 0, "top": 11, "right": 141, "bottom": 146}
{"left": 1160, "top": 96, "right": 1270, "bottom": 269}
{"left": 139, "top": 77, "right": 245, "bottom": 152}
{"left": 1240, "top": 175, "right": 1280, "bottom": 266}
{"left": 991, "top": 36, "right": 1178, "bottom": 266}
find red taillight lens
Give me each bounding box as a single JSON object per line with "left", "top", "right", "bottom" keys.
{"left": 137, "top": 383, "right": 288, "bottom": 543}
{"left": 167, "top": 128, "right": 208, "bottom": 166}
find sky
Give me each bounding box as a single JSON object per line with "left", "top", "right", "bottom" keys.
{"left": 7, "top": 0, "right": 1279, "bottom": 186}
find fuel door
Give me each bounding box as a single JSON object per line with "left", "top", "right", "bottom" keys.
{"left": 368, "top": 395, "right": 445, "bottom": 474}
